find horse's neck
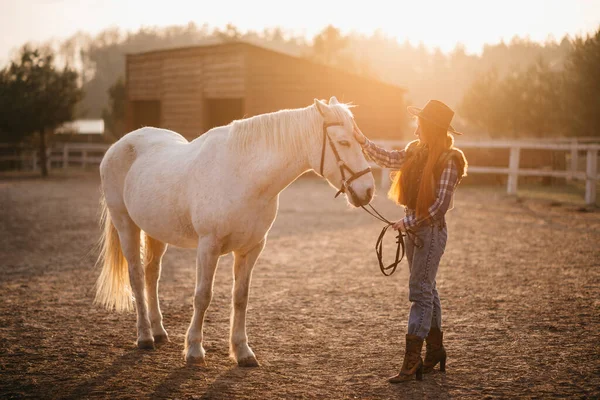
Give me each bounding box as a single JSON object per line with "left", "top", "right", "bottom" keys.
{"left": 252, "top": 152, "right": 310, "bottom": 199}
{"left": 241, "top": 112, "right": 319, "bottom": 199}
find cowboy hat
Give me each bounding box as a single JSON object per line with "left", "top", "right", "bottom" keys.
{"left": 407, "top": 100, "right": 463, "bottom": 135}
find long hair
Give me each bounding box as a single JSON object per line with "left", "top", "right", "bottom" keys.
{"left": 388, "top": 117, "right": 454, "bottom": 218}
{"left": 228, "top": 102, "right": 354, "bottom": 156}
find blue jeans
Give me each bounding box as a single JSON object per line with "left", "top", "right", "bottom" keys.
{"left": 406, "top": 219, "right": 448, "bottom": 339}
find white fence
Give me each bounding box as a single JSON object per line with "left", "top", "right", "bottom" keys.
{"left": 371, "top": 139, "right": 600, "bottom": 205}
{"left": 0, "top": 143, "right": 110, "bottom": 170}
{"left": 372, "top": 140, "right": 600, "bottom": 204}
{"left": 1, "top": 140, "right": 599, "bottom": 204}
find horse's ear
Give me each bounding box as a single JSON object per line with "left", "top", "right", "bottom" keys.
{"left": 329, "top": 96, "right": 339, "bottom": 105}
{"left": 314, "top": 98, "right": 329, "bottom": 116}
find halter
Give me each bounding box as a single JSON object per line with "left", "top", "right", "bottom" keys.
{"left": 316, "top": 105, "right": 422, "bottom": 276}
{"left": 316, "top": 109, "right": 372, "bottom": 200}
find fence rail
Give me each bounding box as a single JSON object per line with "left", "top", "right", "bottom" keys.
{"left": 0, "top": 143, "right": 110, "bottom": 171}
{"left": 371, "top": 140, "right": 599, "bottom": 205}
{"left": 1, "top": 139, "right": 599, "bottom": 204}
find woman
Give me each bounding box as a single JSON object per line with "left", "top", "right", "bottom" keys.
{"left": 354, "top": 100, "right": 467, "bottom": 383}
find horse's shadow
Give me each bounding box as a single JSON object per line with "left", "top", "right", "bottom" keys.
{"left": 65, "top": 348, "right": 153, "bottom": 399}
{"left": 150, "top": 364, "right": 204, "bottom": 399}
{"left": 150, "top": 360, "right": 451, "bottom": 399}
{"left": 63, "top": 342, "right": 258, "bottom": 399}
{"left": 152, "top": 363, "right": 259, "bottom": 399}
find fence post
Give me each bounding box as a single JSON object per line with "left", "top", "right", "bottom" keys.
{"left": 585, "top": 149, "right": 598, "bottom": 205}
{"left": 19, "top": 149, "right": 25, "bottom": 171}
{"left": 507, "top": 146, "right": 521, "bottom": 195}
{"left": 63, "top": 143, "right": 69, "bottom": 169}
{"left": 569, "top": 143, "right": 578, "bottom": 182}
{"left": 46, "top": 147, "right": 51, "bottom": 172}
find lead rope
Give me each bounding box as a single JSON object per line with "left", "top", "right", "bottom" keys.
{"left": 316, "top": 104, "right": 405, "bottom": 276}
{"left": 359, "top": 204, "right": 405, "bottom": 276}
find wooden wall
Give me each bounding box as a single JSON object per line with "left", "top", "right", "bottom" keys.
{"left": 203, "top": 49, "right": 245, "bottom": 100}
{"left": 127, "top": 55, "right": 162, "bottom": 100}
{"left": 161, "top": 52, "right": 203, "bottom": 135}
{"left": 244, "top": 45, "right": 408, "bottom": 141}
{"left": 126, "top": 42, "right": 407, "bottom": 140}
{"left": 126, "top": 44, "right": 247, "bottom": 138}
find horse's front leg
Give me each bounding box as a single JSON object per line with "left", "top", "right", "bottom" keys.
{"left": 184, "top": 236, "right": 220, "bottom": 365}
{"left": 230, "top": 239, "right": 265, "bottom": 367}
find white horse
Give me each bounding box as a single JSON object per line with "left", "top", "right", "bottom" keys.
{"left": 94, "top": 96, "right": 375, "bottom": 366}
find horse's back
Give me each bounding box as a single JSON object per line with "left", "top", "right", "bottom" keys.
{"left": 100, "top": 127, "right": 188, "bottom": 204}
{"left": 99, "top": 126, "right": 234, "bottom": 248}
{"left": 116, "top": 127, "right": 188, "bottom": 154}
{"left": 102, "top": 126, "right": 187, "bottom": 169}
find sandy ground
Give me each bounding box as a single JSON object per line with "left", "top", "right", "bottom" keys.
{"left": 0, "top": 171, "right": 599, "bottom": 399}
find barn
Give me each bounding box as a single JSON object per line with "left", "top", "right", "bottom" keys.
{"left": 124, "top": 41, "right": 408, "bottom": 140}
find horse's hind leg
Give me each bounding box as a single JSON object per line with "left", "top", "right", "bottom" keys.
{"left": 230, "top": 239, "right": 265, "bottom": 367}
{"left": 112, "top": 212, "right": 154, "bottom": 349}
{"left": 144, "top": 235, "right": 169, "bottom": 344}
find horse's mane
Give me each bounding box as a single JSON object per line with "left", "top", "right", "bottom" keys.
{"left": 228, "top": 102, "right": 355, "bottom": 155}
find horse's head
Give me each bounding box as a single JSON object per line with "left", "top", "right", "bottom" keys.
{"left": 312, "top": 96, "right": 375, "bottom": 207}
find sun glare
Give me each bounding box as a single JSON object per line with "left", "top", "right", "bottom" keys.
{"left": 1, "top": 0, "right": 597, "bottom": 62}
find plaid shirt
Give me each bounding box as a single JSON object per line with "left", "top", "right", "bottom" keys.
{"left": 362, "top": 138, "right": 460, "bottom": 229}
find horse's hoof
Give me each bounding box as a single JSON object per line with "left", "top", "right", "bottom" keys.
{"left": 153, "top": 333, "right": 169, "bottom": 345}
{"left": 237, "top": 356, "right": 260, "bottom": 368}
{"left": 137, "top": 339, "right": 155, "bottom": 350}
{"left": 186, "top": 356, "right": 206, "bottom": 366}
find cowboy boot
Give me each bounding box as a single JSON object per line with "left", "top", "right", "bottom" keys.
{"left": 423, "top": 327, "right": 446, "bottom": 373}
{"left": 388, "top": 334, "right": 424, "bottom": 383}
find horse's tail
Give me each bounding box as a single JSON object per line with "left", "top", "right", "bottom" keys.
{"left": 94, "top": 196, "right": 133, "bottom": 312}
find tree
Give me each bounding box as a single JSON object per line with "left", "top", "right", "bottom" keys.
{"left": 35, "top": 22, "right": 586, "bottom": 136}
{"left": 563, "top": 28, "right": 600, "bottom": 137}
{"left": 215, "top": 23, "right": 241, "bottom": 42}
{"left": 0, "top": 47, "right": 82, "bottom": 176}
{"left": 497, "top": 67, "right": 530, "bottom": 137}
{"left": 459, "top": 60, "right": 566, "bottom": 138}
{"left": 310, "top": 24, "right": 362, "bottom": 73}
{"left": 311, "top": 25, "right": 349, "bottom": 66}
{"left": 520, "top": 60, "right": 565, "bottom": 136}
{"left": 458, "top": 69, "right": 506, "bottom": 136}
{"left": 101, "top": 77, "right": 126, "bottom": 139}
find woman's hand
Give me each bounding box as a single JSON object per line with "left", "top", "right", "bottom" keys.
{"left": 392, "top": 219, "right": 406, "bottom": 232}
{"left": 352, "top": 120, "right": 367, "bottom": 145}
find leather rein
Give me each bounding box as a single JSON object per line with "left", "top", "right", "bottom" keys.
{"left": 316, "top": 108, "right": 414, "bottom": 276}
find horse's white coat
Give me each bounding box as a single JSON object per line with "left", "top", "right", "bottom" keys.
{"left": 95, "top": 98, "right": 375, "bottom": 365}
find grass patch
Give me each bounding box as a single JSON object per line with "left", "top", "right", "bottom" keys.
{"left": 516, "top": 182, "right": 599, "bottom": 207}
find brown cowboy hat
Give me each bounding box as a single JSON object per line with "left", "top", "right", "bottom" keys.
{"left": 407, "top": 99, "right": 463, "bottom": 135}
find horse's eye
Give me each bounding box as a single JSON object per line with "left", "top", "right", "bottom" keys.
{"left": 338, "top": 140, "right": 351, "bottom": 147}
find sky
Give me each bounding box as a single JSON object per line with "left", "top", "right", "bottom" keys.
{"left": 0, "top": 0, "right": 599, "bottom": 64}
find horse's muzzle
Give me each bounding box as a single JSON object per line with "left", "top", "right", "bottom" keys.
{"left": 348, "top": 185, "right": 374, "bottom": 207}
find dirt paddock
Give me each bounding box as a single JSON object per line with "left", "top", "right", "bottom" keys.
{"left": 1, "top": 171, "right": 599, "bottom": 399}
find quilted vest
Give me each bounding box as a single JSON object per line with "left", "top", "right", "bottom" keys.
{"left": 402, "top": 147, "right": 466, "bottom": 210}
